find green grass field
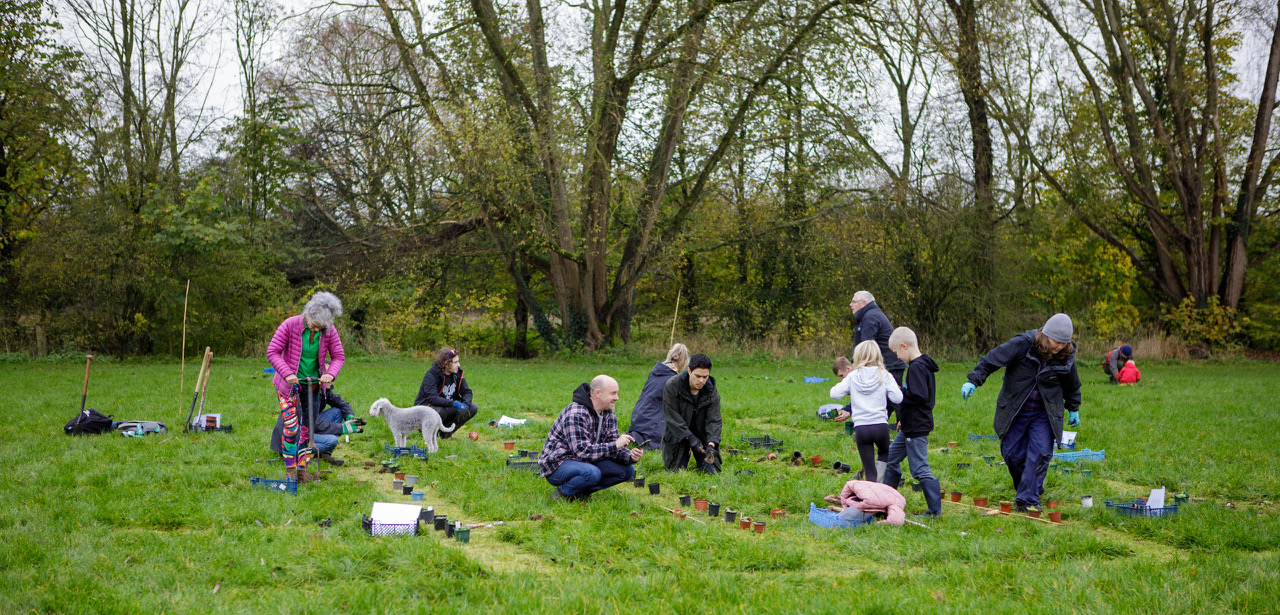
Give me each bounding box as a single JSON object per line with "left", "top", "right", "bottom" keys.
{"left": 3, "top": 357, "right": 1279, "bottom": 613}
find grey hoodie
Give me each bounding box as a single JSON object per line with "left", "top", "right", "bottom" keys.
{"left": 829, "top": 366, "right": 903, "bottom": 427}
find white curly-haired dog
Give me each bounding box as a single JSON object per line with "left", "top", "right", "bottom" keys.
{"left": 368, "top": 398, "right": 457, "bottom": 452}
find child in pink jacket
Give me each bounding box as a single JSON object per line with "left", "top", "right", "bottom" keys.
{"left": 824, "top": 479, "right": 907, "bottom": 526}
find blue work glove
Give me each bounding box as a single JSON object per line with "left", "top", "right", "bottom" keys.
{"left": 1067, "top": 411, "right": 1079, "bottom": 427}
{"left": 961, "top": 382, "right": 976, "bottom": 401}
{"left": 452, "top": 400, "right": 468, "bottom": 412}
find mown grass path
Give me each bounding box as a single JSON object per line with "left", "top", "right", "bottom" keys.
{"left": 2, "top": 358, "right": 1277, "bottom": 613}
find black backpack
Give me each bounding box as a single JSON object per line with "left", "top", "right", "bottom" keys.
{"left": 64, "top": 408, "right": 114, "bottom": 435}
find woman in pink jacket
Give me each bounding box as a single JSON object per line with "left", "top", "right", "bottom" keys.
{"left": 267, "top": 292, "right": 346, "bottom": 482}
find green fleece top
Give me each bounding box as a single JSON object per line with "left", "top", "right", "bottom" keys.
{"left": 296, "top": 328, "right": 321, "bottom": 379}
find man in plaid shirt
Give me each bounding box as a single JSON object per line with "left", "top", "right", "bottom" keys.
{"left": 540, "top": 375, "right": 645, "bottom": 500}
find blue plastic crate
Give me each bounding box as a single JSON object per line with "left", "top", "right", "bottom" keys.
{"left": 807, "top": 503, "right": 876, "bottom": 529}
{"left": 968, "top": 433, "right": 999, "bottom": 441}
{"left": 385, "top": 444, "right": 430, "bottom": 459}
{"left": 250, "top": 475, "right": 298, "bottom": 494}
{"left": 1105, "top": 499, "right": 1179, "bottom": 517}
{"left": 1052, "top": 448, "right": 1105, "bottom": 462}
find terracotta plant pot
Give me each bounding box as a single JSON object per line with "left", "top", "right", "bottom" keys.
{"left": 395, "top": 472, "right": 406, "bottom": 480}
{"left": 973, "top": 497, "right": 989, "bottom": 508}
{"left": 947, "top": 441, "right": 958, "bottom": 449}
{"left": 950, "top": 491, "right": 962, "bottom": 502}
{"left": 708, "top": 502, "right": 721, "bottom": 517}
{"left": 1000, "top": 501, "right": 1012, "bottom": 514}
{"left": 673, "top": 509, "right": 683, "bottom": 519}
{"left": 753, "top": 521, "right": 766, "bottom": 534}
{"left": 679, "top": 495, "right": 692, "bottom": 507}
{"left": 467, "top": 431, "right": 479, "bottom": 441}
{"left": 810, "top": 454, "right": 822, "bottom": 467}
{"left": 740, "top": 517, "right": 752, "bottom": 530}
{"left": 648, "top": 483, "right": 660, "bottom": 495}
{"left": 694, "top": 499, "right": 709, "bottom": 511}
{"left": 1047, "top": 500, "right": 1059, "bottom": 509}
{"left": 503, "top": 442, "right": 515, "bottom": 450}
{"left": 633, "top": 476, "right": 645, "bottom": 488}
{"left": 1048, "top": 510, "right": 1062, "bottom": 523}
{"left": 766, "top": 452, "right": 777, "bottom": 460}
{"left": 770, "top": 508, "right": 786, "bottom": 519}
{"left": 1028, "top": 509, "right": 1041, "bottom": 518}
{"left": 724, "top": 509, "right": 737, "bottom": 523}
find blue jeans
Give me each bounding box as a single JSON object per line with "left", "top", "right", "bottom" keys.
{"left": 546, "top": 459, "right": 634, "bottom": 497}
{"left": 1001, "top": 407, "right": 1054, "bottom": 506}
{"left": 882, "top": 432, "right": 935, "bottom": 487}
{"left": 313, "top": 407, "right": 341, "bottom": 454}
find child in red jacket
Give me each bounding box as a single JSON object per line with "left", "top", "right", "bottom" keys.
{"left": 1116, "top": 360, "right": 1141, "bottom": 384}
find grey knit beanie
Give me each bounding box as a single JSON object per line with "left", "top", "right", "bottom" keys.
{"left": 1042, "top": 313, "right": 1074, "bottom": 344}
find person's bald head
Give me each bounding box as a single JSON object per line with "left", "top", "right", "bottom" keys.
{"left": 589, "top": 374, "right": 620, "bottom": 412}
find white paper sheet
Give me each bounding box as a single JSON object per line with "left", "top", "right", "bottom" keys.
{"left": 370, "top": 502, "right": 422, "bottom": 525}
{"left": 1060, "top": 431, "right": 1077, "bottom": 446}
{"left": 496, "top": 415, "right": 527, "bottom": 427}
{"left": 1147, "top": 487, "right": 1165, "bottom": 509}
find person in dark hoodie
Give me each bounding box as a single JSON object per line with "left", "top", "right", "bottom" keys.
{"left": 661, "top": 353, "right": 722, "bottom": 473}
{"left": 961, "top": 314, "right": 1082, "bottom": 512}
{"left": 539, "top": 375, "right": 644, "bottom": 500}
{"left": 880, "top": 327, "right": 942, "bottom": 517}
{"left": 850, "top": 291, "right": 907, "bottom": 422}
{"left": 413, "top": 347, "right": 478, "bottom": 437}
{"left": 627, "top": 343, "right": 689, "bottom": 450}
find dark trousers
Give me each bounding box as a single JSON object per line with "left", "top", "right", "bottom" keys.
{"left": 663, "top": 439, "right": 721, "bottom": 474}
{"left": 431, "top": 402, "right": 478, "bottom": 436}
{"left": 546, "top": 459, "right": 635, "bottom": 497}
{"left": 854, "top": 423, "right": 891, "bottom": 481}
{"left": 1000, "top": 407, "right": 1055, "bottom": 506}
{"left": 887, "top": 368, "right": 904, "bottom": 421}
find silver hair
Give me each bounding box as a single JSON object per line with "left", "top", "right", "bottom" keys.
{"left": 303, "top": 291, "right": 344, "bottom": 328}
{"left": 853, "top": 290, "right": 876, "bottom": 304}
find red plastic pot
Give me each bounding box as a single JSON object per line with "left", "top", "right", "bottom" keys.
{"left": 753, "top": 521, "right": 766, "bottom": 534}
{"left": 1047, "top": 500, "right": 1059, "bottom": 509}
{"left": 770, "top": 509, "right": 786, "bottom": 519}
{"left": 394, "top": 472, "right": 406, "bottom": 480}
{"left": 810, "top": 454, "right": 822, "bottom": 467}
{"left": 1000, "top": 501, "right": 1012, "bottom": 513}
{"left": 503, "top": 442, "right": 515, "bottom": 450}
{"left": 1028, "top": 509, "right": 1042, "bottom": 519}
{"left": 950, "top": 491, "right": 962, "bottom": 503}
{"left": 694, "top": 499, "right": 709, "bottom": 511}
{"left": 973, "top": 497, "right": 989, "bottom": 508}
{"left": 1049, "top": 510, "right": 1062, "bottom": 523}
{"left": 740, "top": 517, "right": 752, "bottom": 530}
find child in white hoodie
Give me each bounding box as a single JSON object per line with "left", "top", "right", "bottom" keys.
{"left": 830, "top": 340, "right": 903, "bottom": 482}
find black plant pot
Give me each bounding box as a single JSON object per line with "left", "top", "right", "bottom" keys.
{"left": 724, "top": 509, "right": 737, "bottom": 523}
{"left": 420, "top": 507, "right": 435, "bottom": 524}
{"left": 633, "top": 476, "right": 645, "bottom": 488}
{"left": 434, "top": 515, "right": 448, "bottom": 531}
{"left": 403, "top": 485, "right": 414, "bottom": 495}
{"left": 648, "top": 483, "right": 660, "bottom": 495}
{"left": 679, "top": 495, "right": 692, "bottom": 507}
{"left": 708, "top": 502, "right": 721, "bottom": 517}
{"left": 445, "top": 522, "right": 456, "bottom": 538}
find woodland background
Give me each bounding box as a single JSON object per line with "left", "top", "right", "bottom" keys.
{"left": 3, "top": 0, "right": 1280, "bottom": 360}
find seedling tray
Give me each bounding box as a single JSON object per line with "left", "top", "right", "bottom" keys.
{"left": 968, "top": 433, "right": 998, "bottom": 441}
{"left": 506, "top": 457, "right": 539, "bottom": 472}
{"left": 250, "top": 475, "right": 298, "bottom": 495}
{"left": 361, "top": 514, "right": 420, "bottom": 536}
{"left": 1105, "top": 499, "right": 1179, "bottom": 518}
{"left": 741, "top": 435, "right": 785, "bottom": 450}
{"left": 807, "top": 503, "right": 875, "bottom": 529}
{"left": 1052, "top": 448, "right": 1105, "bottom": 462}
{"left": 190, "top": 424, "right": 234, "bottom": 433}
{"left": 385, "top": 444, "right": 430, "bottom": 459}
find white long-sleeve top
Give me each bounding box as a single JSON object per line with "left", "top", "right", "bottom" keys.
{"left": 829, "top": 366, "right": 902, "bottom": 427}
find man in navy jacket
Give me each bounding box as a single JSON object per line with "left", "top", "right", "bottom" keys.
{"left": 850, "top": 291, "right": 907, "bottom": 421}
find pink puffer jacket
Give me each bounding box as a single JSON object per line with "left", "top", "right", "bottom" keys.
{"left": 839, "top": 479, "right": 907, "bottom": 526}
{"left": 267, "top": 315, "right": 345, "bottom": 397}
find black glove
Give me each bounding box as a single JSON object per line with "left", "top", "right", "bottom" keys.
{"left": 688, "top": 435, "right": 705, "bottom": 454}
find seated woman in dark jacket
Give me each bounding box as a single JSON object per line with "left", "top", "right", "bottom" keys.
{"left": 626, "top": 343, "right": 689, "bottom": 451}
{"left": 414, "top": 347, "right": 478, "bottom": 436}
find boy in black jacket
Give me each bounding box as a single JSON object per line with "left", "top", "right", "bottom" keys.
{"left": 881, "top": 326, "right": 942, "bottom": 517}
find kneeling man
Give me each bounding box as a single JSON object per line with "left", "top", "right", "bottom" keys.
{"left": 539, "top": 375, "right": 643, "bottom": 500}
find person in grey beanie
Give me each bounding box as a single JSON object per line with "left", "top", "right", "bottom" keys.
{"left": 960, "top": 314, "right": 1081, "bottom": 512}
